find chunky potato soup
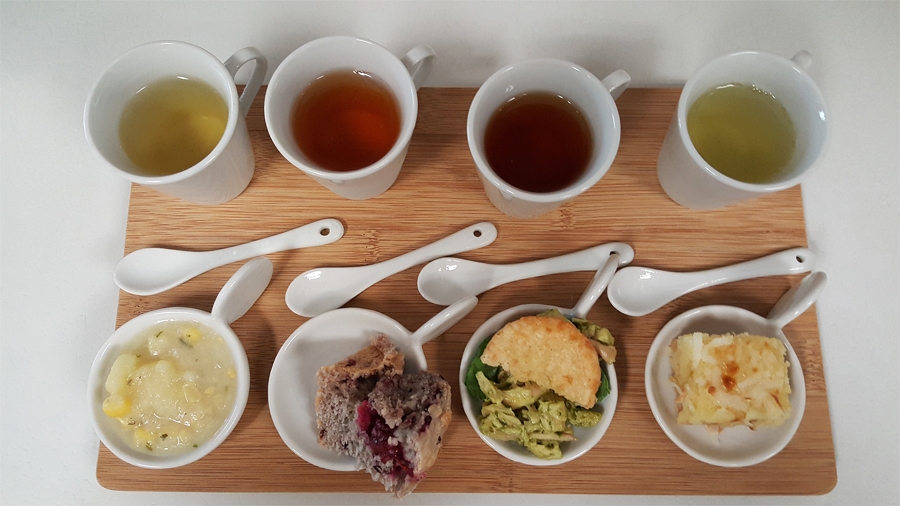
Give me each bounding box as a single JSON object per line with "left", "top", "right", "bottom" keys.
{"left": 102, "top": 321, "right": 237, "bottom": 454}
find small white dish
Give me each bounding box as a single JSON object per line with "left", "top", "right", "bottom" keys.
{"left": 458, "top": 255, "right": 620, "bottom": 466}
{"left": 268, "top": 296, "right": 477, "bottom": 471}
{"left": 645, "top": 271, "right": 826, "bottom": 467}
{"left": 87, "top": 257, "right": 273, "bottom": 469}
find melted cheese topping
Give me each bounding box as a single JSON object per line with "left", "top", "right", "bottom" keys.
{"left": 669, "top": 332, "right": 792, "bottom": 430}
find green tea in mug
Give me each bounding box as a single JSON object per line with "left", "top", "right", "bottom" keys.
{"left": 119, "top": 77, "right": 228, "bottom": 176}
{"left": 687, "top": 83, "right": 796, "bottom": 184}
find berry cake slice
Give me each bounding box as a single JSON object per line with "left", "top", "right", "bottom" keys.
{"left": 315, "top": 335, "right": 452, "bottom": 498}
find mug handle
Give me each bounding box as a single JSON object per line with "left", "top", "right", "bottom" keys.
{"left": 791, "top": 50, "right": 813, "bottom": 71}
{"left": 401, "top": 45, "right": 436, "bottom": 90}
{"left": 224, "top": 47, "right": 268, "bottom": 118}
{"left": 600, "top": 69, "right": 631, "bottom": 100}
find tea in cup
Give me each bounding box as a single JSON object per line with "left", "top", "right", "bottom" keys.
{"left": 656, "top": 50, "right": 829, "bottom": 209}
{"left": 265, "top": 36, "right": 435, "bottom": 200}
{"left": 84, "top": 41, "right": 267, "bottom": 205}
{"left": 467, "top": 59, "right": 630, "bottom": 219}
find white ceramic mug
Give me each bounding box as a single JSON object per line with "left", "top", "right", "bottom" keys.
{"left": 84, "top": 41, "right": 267, "bottom": 205}
{"left": 265, "top": 36, "right": 435, "bottom": 200}
{"left": 656, "top": 50, "right": 829, "bottom": 209}
{"left": 467, "top": 59, "right": 630, "bottom": 219}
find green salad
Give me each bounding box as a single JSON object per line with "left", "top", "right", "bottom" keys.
{"left": 465, "top": 309, "right": 616, "bottom": 460}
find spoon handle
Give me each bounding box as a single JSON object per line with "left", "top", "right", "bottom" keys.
{"left": 368, "top": 222, "right": 497, "bottom": 279}
{"left": 688, "top": 248, "right": 815, "bottom": 293}
{"left": 493, "top": 242, "right": 634, "bottom": 286}
{"left": 211, "top": 257, "right": 274, "bottom": 325}
{"left": 410, "top": 296, "right": 478, "bottom": 348}
{"left": 206, "top": 219, "right": 344, "bottom": 266}
{"left": 572, "top": 254, "right": 620, "bottom": 319}
{"left": 766, "top": 271, "right": 827, "bottom": 329}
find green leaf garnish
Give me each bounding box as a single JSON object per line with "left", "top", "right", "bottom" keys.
{"left": 465, "top": 335, "right": 500, "bottom": 401}
{"left": 596, "top": 365, "right": 611, "bottom": 403}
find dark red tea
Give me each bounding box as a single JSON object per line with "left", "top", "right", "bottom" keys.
{"left": 484, "top": 92, "right": 593, "bottom": 193}
{"left": 291, "top": 70, "right": 401, "bottom": 172}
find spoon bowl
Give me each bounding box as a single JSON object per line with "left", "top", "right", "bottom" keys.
{"left": 286, "top": 222, "right": 496, "bottom": 317}
{"left": 115, "top": 218, "right": 343, "bottom": 296}
{"left": 645, "top": 271, "right": 826, "bottom": 467}
{"left": 608, "top": 247, "right": 814, "bottom": 317}
{"left": 269, "top": 296, "right": 478, "bottom": 471}
{"left": 417, "top": 242, "right": 634, "bottom": 305}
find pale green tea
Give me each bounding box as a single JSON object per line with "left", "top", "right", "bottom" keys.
{"left": 119, "top": 77, "right": 228, "bottom": 176}
{"left": 687, "top": 83, "right": 796, "bottom": 184}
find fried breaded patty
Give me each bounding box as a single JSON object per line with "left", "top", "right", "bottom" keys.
{"left": 481, "top": 315, "right": 601, "bottom": 408}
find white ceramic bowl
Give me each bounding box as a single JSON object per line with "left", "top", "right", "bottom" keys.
{"left": 87, "top": 256, "right": 271, "bottom": 468}
{"left": 645, "top": 304, "right": 808, "bottom": 467}
{"left": 459, "top": 257, "right": 621, "bottom": 466}
{"left": 459, "top": 303, "right": 618, "bottom": 466}
{"left": 268, "top": 297, "right": 477, "bottom": 471}
{"left": 87, "top": 308, "right": 251, "bottom": 469}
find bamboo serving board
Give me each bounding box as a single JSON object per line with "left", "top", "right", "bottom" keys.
{"left": 97, "top": 88, "right": 836, "bottom": 495}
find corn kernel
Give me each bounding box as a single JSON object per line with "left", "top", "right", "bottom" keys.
{"left": 183, "top": 327, "right": 202, "bottom": 343}
{"left": 227, "top": 369, "right": 236, "bottom": 379}
{"left": 134, "top": 428, "right": 153, "bottom": 451}
{"left": 102, "top": 394, "right": 131, "bottom": 418}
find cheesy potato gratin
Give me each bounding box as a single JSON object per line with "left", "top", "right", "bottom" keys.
{"left": 669, "top": 332, "right": 792, "bottom": 434}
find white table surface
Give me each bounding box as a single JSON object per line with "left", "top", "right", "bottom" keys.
{"left": 1, "top": 2, "right": 897, "bottom": 505}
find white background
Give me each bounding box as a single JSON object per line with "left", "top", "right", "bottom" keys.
{"left": 1, "top": 2, "right": 897, "bottom": 505}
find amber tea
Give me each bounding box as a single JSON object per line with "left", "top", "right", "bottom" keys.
{"left": 484, "top": 92, "right": 593, "bottom": 193}
{"left": 119, "top": 76, "right": 228, "bottom": 177}
{"left": 687, "top": 83, "right": 797, "bottom": 184}
{"left": 291, "top": 70, "right": 401, "bottom": 172}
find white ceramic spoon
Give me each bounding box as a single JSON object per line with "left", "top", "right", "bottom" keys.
{"left": 269, "top": 295, "right": 478, "bottom": 471}
{"left": 607, "top": 247, "right": 815, "bottom": 317}
{"left": 285, "top": 222, "right": 497, "bottom": 317}
{"left": 115, "top": 218, "right": 343, "bottom": 296}
{"left": 645, "top": 271, "right": 827, "bottom": 467}
{"left": 459, "top": 254, "right": 621, "bottom": 466}
{"left": 417, "top": 242, "right": 635, "bottom": 305}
